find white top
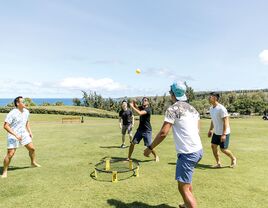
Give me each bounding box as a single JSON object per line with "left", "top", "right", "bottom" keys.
{"left": 164, "top": 101, "right": 203, "bottom": 154}
{"left": 209, "top": 103, "right": 230, "bottom": 135}
{"left": 5, "top": 108, "right": 30, "bottom": 139}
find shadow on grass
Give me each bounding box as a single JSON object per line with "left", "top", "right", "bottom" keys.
{"left": 0, "top": 166, "right": 30, "bottom": 173}
{"left": 167, "top": 163, "right": 230, "bottom": 170}
{"left": 107, "top": 199, "right": 176, "bottom": 208}
{"left": 100, "top": 145, "right": 122, "bottom": 149}
{"left": 196, "top": 163, "right": 230, "bottom": 169}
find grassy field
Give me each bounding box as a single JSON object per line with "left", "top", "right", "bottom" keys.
{"left": 0, "top": 113, "right": 267, "bottom": 208}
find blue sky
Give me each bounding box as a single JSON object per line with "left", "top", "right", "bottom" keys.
{"left": 0, "top": 0, "right": 268, "bottom": 98}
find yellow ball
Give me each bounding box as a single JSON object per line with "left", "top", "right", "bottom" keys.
{"left": 135, "top": 68, "right": 141, "bottom": 74}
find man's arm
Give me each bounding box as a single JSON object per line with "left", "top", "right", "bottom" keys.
{"left": 132, "top": 115, "right": 135, "bottom": 127}
{"left": 144, "top": 121, "right": 172, "bottom": 157}
{"left": 119, "top": 118, "right": 122, "bottom": 129}
{"left": 129, "top": 102, "right": 147, "bottom": 116}
{"left": 3, "top": 122, "right": 22, "bottom": 141}
{"left": 26, "top": 121, "right": 33, "bottom": 138}
{"left": 208, "top": 121, "right": 214, "bottom": 137}
{"left": 221, "top": 117, "right": 229, "bottom": 142}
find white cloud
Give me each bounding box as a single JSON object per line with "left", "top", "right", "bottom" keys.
{"left": 60, "top": 77, "right": 127, "bottom": 91}
{"left": 259, "top": 50, "right": 268, "bottom": 64}
{"left": 143, "top": 68, "right": 194, "bottom": 81}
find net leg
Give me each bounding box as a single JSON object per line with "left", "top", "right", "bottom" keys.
{"left": 105, "top": 159, "right": 110, "bottom": 171}
{"left": 112, "top": 171, "right": 118, "bottom": 183}
{"left": 135, "top": 166, "right": 139, "bottom": 177}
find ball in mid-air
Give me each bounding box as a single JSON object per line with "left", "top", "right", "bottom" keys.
{"left": 135, "top": 68, "right": 141, "bottom": 74}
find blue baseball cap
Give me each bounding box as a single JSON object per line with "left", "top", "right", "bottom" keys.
{"left": 170, "top": 82, "right": 187, "bottom": 101}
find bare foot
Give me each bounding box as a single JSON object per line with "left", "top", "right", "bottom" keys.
{"left": 230, "top": 157, "right": 237, "bottom": 168}
{"left": 31, "top": 163, "right": 41, "bottom": 168}
{"left": 155, "top": 156, "right": 160, "bottom": 162}
{"left": 212, "top": 163, "right": 221, "bottom": 168}
{"left": 1, "top": 172, "right": 7, "bottom": 178}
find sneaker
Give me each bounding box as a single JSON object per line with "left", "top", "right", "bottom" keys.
{"left": 155, "top": 156, "right": 160, "bottom": 162}
{"left": 230, "top": 158, "right": 237, "bottom": 168}
{"left": 212, "top": 163, "right": 221, "bottom": 168}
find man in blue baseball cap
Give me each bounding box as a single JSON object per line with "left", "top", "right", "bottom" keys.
{"left": 144, "top": 82, "right": 203, "bottom": 208}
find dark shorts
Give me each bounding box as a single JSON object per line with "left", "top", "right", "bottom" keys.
{"left": 176, "top": 149, "right": 203, "bottom": 183}
{"left": 132, "top": 130, "right": 152, "bottom": 147}
{"left": 211, "top": 133, "right": 230, "bottom": 149}
{"left": 122, "top": 124, "right": 132, "bottom": 135}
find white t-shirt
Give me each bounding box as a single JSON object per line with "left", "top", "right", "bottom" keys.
{"left": 209, "top": 103, "right": 230, "bottom": 135}
{"left": 5, "top": 108, "right": 30, "bottom": 139}
{"left": 164, "top": 101, "right": 203, "bottom": 154}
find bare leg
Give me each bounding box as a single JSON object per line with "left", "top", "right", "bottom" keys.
{"left": 178, "top": 182, "right": 197, "bottom": 208}
{"left": 25, "top": 143, "right": 41, "bottom": 167}
{"left": 151, "top": 149, "right": 159, "bottom": 162}
{"left": 220, "top": 148, "right": 236, "bottom": 167}
{"left": 129, "top": 133, "right": 133, "bottom": 144}
{"left": 2, "top": 148, "right": 16, "bottom": 178}
{"left": 128, "top": 143, "right": 135, "bottom": 160}
{"left": 211, "top": 144, "right": 221, "bottom": 166}
{"left": 121, "top": 134, "right": 126, "bottom": 146}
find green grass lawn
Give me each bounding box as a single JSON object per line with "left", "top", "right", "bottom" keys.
{"left": 0, "top": 113, "right": 267, "bottom": 208}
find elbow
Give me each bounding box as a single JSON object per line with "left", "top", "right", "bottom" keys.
{"left": 3, "top": 124, "right": 8, "bottom": 131}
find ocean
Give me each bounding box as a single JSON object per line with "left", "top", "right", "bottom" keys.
{"left": 0, "top": 98, "right": 76, "bottom": 106}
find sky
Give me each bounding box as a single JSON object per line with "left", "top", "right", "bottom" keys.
{"left": 0, "top": 0, "right": 268, "bottom": 98}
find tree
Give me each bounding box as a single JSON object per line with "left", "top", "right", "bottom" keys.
{"left": 73, "top": 98, "right": 81, "bottom": 106}
{"left": 185, "top": 81, "right": 195, "bottom": 102}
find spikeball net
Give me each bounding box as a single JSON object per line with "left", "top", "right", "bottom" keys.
{"left": 93, "top": 157, "right": 140, "bottom": 182}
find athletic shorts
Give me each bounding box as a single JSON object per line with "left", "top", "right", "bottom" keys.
{"left": 176, "top": 149, "right": 203, "bottom": 184}
{"left": 132, "top": 130, "right": 152, "bottom": 147}
{"left": 211, "top": 133, "right": 230, "bottom": 149}
{"left": 121, "top": 124, "right": 132, "bottom": 135}
{"left": 7, "top": 133, "right": 32, "bottom": 149}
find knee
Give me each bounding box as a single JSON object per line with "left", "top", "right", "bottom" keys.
{"left": 211, "top": 144, "right": 217, "bottom": 149}
{"left": 178, "top": 182, "right": 189, "bottom": 194}
{"left": 7, "top": 151, "right": 15, "bottom": 159}
{"left": 28, "top": 147, "right": 35, "bottom": 153}
{"left": 220, "top": 148, "right": 227, "bottom": 153}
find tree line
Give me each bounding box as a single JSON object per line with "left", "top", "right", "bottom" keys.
{"left": 73, "top": 86, "right": 268, "bottom": 116}
{"left": 4, "top": 86, "right": 267, "bottom": 116}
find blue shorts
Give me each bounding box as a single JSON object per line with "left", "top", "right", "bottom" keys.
{"left": 132, "top": 130, "right": 152, "bottom": 147}
{"left": 211, "top": 133, "right": 230, "bottom": 149}
{"left": 176, "top": 149, "right": 203, "bottom": 184}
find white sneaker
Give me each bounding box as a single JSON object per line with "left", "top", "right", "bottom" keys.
{"left": 155, "top": 156, "right": 160, "bottom": 162}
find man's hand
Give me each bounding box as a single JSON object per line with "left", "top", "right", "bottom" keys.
{"left": 130, "top": 100, "right": 137, "bottom": 108}
{"left": 221, "top": 134, "right": 226, "bottom": 142}
{"left": 144, "top": 147, "right": 152, "bottom": 157}
{"left": 16, "top": 135, "right": 22, "bottom": 141}
{"left": 208, "top": 130, "right": 213, "bottom": 138}
{"left": 29, "top": 132, "right": 33, "bottom": 138}
{"left": 119, "top": 123, "right": 122, "bottom": 129}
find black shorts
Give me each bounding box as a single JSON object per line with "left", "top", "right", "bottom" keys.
{"left": 132, "top": 130, "right": 152, "bottom": 147}
{"left": 211, "top": 133, "right": 230, "bottom": 149}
